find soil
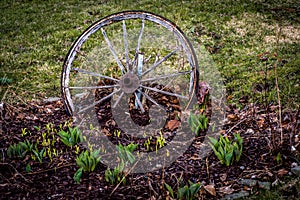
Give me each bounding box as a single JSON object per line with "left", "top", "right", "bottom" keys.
{"left": 0, "top": 94, "right": 300, "bottom": 199}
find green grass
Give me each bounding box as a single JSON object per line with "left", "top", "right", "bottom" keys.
{"left": 0, "top": 0, "right": 299, "bottom": 108}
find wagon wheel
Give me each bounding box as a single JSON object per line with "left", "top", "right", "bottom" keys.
{"left": 61, "top": 11, "right": 199, "bottom": 172}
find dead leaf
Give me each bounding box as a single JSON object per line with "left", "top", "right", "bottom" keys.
{"left": 204, "top": 184, "right": 216, "bottom": 196}
{"left": 227, "top": 114, "right": 238, "bottom": 122}
{"left": 218, "top": 186, "right": 234, "bottom": 195}
{"left": 277, "top": 169, "right": 288, "bottom": 177}
{"left": 167, "top": 120, "right": 180, "bottom": 131}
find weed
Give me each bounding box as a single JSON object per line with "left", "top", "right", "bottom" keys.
{"left": 208, "top": 133, "right": 243, "bottom": 166}
{"left": 58, "top": 126, "right": 84, "bottom": 147}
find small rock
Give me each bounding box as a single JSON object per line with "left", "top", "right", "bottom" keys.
{"left": 246, "top": 129, "right": 254, "bottom": 134}
{"left": 240, "top": 166, "right": 245, "bottom": 170}
{"left": 291, "top": 162, "right": 298, "bottom": 168}
{"left": 221, "top": 190, "right": 250, "bottom": 200}
{"left": 258, "top": 181, "right": 271, "bottom": 190}
{"left": 291, "top": 166, "right": 300, "bottom": 177}
{"left": 238, "top": 179, "right": 257, "bottom": 187}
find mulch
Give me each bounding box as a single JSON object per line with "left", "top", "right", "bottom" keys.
{"left": 0, "top": 97, "right": 299, "bottom": 199}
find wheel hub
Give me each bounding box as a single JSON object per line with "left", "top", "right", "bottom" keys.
{"left": 119, "top": 72, "right": 140, "bottom": 93}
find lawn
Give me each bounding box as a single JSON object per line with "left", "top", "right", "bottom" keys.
{"left": 0, "top": 0, "right": 299, "bottom": 199}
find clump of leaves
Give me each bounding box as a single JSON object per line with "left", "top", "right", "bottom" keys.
{"left": 74, "top": 149, "right": 101, "bottom": 183}
{"left": 58, "top": 126, "right": 84, "bottom": 147}
{"left": 208, "top": 133, "right": 243, "bottom": 166}
{"left": 7, "top": 140, "right": 33, "bottom": 158}
{"left": 32, "top": 147, "right": 45, "bottom": 163}
{"left": 188, "top": 112, "right": 208, "bottom": 136}
{"left": 105, "top": 143, "right": 137, "bottom": 185}
{"left": 116, "top": 143, "right": 138, "bottom": 164}
{"left": 76, "top": 149, "right": 100, "bottom": 172}
{"left": 165, "top": 181, "right": 201, "bottom": 200}
{"left": 105, "top": 161, "right": 126, "bottom": 185}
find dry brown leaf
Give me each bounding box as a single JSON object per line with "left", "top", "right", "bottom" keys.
{"left": 227, "top": 114, "right": 238, "bottom": 122}
{"left": 204, "top": 184, "right": 216, "bottom": 196}
{"left": 167, "top": 120, "right": 180, "bottom": 131}
{"left": 277, "top": 169, "right": 289, "bottom": 177}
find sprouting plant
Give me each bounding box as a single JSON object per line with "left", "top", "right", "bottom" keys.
{"left": 208, "top": 133, "right": 243, "bottom": 166}
{"left": 74, "top": 145, "right": 80, "bottom": 154}
{"left": 105, "top": 161, "right": 126, "bottom": 185}
{"left": 21, "top": 128, "right": 28, "bottom": 137}
{"left": 52, "top": 148, "right": 58, "bottom": 157}
{"left": 114, "top": 129, "right": 121, "bottom": 137}
{"left": 51, "top": 134, "right": 56, "bottom": 146}
{"left": 47, "top": 147, "right": 53, "bottom": 162}
{"left": 25, "top": 163, "right": 31, "bottom": 173}
{"left": 116, "top": 143, "right": 138, "bottom": 164}
{"left": 74, "top": 168, "right": 83, "bottom": 184}
{"left": 120, "top": 143, "right": 137, "bottom": 162}
{"left": 74, "top": 149, "right": 100, "bottom": 183}
{"left": 7, "top": 140, "right": 33, "bottom": 158}
{"left": 76, "top": 149, "right": 100, "bottom": 172}
{"left": 188, "top": 112, "right": 208, "bottom": 136}
{"left": 276, "top": 152, "right": 282, "bottom": 164}
{"left": 41, "top": 132, "right": 48, "bottom": 146}
{"left": 33, "top": 125, "right": 40, "bottom": 131}
{"left": 144, "top": 136, "right": 152, "bottom": 151}
{"left": 165, "top": 181, "right": 201, "bottom": 200}
{"left": 58, "top": 126, "right": 84, "bottom": 147}
{"left": 45, "top": 123, "right": 53, "bottom": 134}
{"left": 32, "top": 147, "right": 45, "bottom": 163}
{"left": 156, "top": 131, "right": 166, "bottom": 152}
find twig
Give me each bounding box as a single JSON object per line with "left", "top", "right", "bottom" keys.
{"left": 148, "top": 176, "right": 159, "bottom": 197}
{"left": 1, "top": 86, "right": 10, "bottom": 102}
{"left": 27, "top": 163, "right": 75, "bottom": 175}
{"left": 206, "top": 157, "right": 210, "bottom": 180}
{"left": 274, "top": 26, "right": 283, "bottom": 144}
